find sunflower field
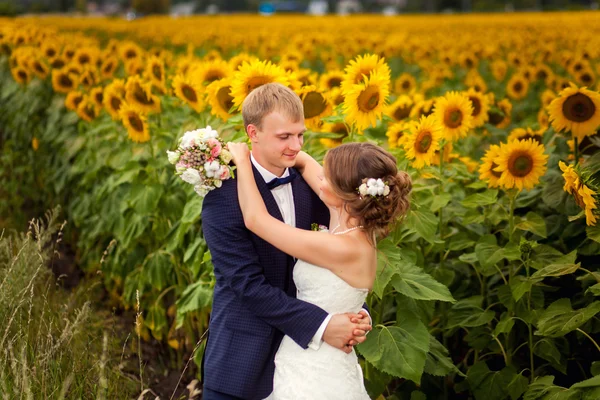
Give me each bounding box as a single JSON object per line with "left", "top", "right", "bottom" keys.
{"left": 1, "top": 11, "right": 600, "bottom": 399}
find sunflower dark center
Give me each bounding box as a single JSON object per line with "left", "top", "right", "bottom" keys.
{"left": 536, "top": 69, "right": 547, "bottom": 80}
{"left": 355, "top": 69, "right": 371, "bottom": 84}
{"left": 357, "top": 86, "right": 380, "bottom": 112}
{"left": 444, "top": 109, "right": 463, "bottom": 128}
{"left": 152, "top": 65, "right": 163, "bottom": 81}
{"left": 73, "top": 95, "right": 83, "bottom": 107}
{"left": 17, "top": 70, "right": 27, "bottom": 80}
{"left": 133, "top": 84, "right": 155, "bottom": 105}
{"left": 84, "top": 105, "right": 95, "bottom": 119}
{"left": 217, "top": 86, "right": 234, "bottom": 112}
{"left": 78, "top": 54, "right": 90, "bottom": 64}
{"left": 508, "top": 152, "right": 533, "bottom": 177}
{"left": 416, "top": 131, "right": 432, "bottom": 153}
{"left": 205, "top": 70, "right": 224, "bottom": 83}
{"left": 51, "top": 59, "right": 65, "bottom": 69}
{"left": 125, "top": 50, "right": 137, "bottom": 59}
{"left": 66, "top": 50, "right": 75, "bottom": 58}
{"left": 110, "top": 96, "right": 122, "bottom": 111}
{"left": 95, "top": 92, "right": 103, "bottom": 104}
{"left": 563, "top": 93, "right": 595, "bottom": 123}
{"left": 514, "top": 82, "right": 523, "bottom": 92}
{"left": 103, "top": 62, "right": 114, "bottom": 74}
{"left": 328, "top": 77, "right": 342, "bottom": 88}
{"left": 59, "top": 74, "right": 73, "bottom": 87}
{"left": 303, "top": 92, "right": 327, "bottom": 119}
{"left": 46, "top": 48, "right": 56, "bottom": 58}
{"left": 402, "top": 80, "right": 411, "bottom": 90}
{"left": 469, "top": 97, "right": 481, "bottom": 116}
{"left": 181, "top": 84, "right": 197, "bottom": 102}
{"left": 580, "top": 73, "right": 592, "bottom": 85}
{"left": 331, "top": 123, "right": 348, "bottom": 134}
{"left": 246, "top": 76, "right": 271, "bottom": 93}
{"left": 393, "top": 105, "right": 411, "bottom": 121}
{"left": 128, "top": 114, "right": 144, "bottom": 132}
{"left": 34, "top": 62, "right": 45, "bottom": 74}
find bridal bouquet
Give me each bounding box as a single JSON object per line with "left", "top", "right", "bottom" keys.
{"left": 167, "top": 126, "right": 234, "bottom": 197}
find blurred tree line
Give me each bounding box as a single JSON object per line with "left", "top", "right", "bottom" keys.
{"left": 0, "top": 0, "right": 595, "bottom": 16}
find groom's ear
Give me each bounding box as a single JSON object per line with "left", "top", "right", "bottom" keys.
{"left": 247, "top": 124, "right": 259, "bottom": 143}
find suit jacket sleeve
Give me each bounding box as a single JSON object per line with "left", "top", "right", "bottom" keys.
{"left": 202, "top": 185, "right": 329, "bottom": 349}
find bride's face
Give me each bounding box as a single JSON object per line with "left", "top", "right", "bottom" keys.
{"left": 318, "top": 172, "right": 343, "bottom": 208}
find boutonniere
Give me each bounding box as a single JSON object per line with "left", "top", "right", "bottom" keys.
{"left": 311, "top": 223, "right": 329, "bottom": 232}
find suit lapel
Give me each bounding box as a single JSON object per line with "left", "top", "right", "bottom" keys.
{"left": 252, "top": 165, "right": 284, "bottom": 222}
{"left": 290, "top": 167, "right": 310, "bottom": 230}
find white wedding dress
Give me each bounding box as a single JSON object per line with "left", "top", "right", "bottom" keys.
{"left": 272, "top": 258, "right": 371, "bottom": 400}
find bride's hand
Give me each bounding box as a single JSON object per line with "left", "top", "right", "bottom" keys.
{"left": 226, "top": 142, "right": 250, "bottom": 166}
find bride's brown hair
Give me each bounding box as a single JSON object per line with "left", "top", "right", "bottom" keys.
{"left": 324, "top": 142, "right": 412, "bottom": 245}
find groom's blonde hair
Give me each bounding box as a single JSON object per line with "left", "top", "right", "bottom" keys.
{"left": 242, "top": 83, "right": 304, "bottom": 130}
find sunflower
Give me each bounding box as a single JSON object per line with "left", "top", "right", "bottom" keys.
{"left": 508, "top": 127, "right": 543, "bottom": 143}
{"left": 172, "top": 73, "right": 205, "bottom": 113}
{"left": 206, "top": 78, "right": 235, "bottom": 121}
{"left": 99, "top": 56, "right": 119, "bottom": 80}
{"left": 65, "top": 90, "right": 84, "bottom": 111}
{"left": 394, "top": 73, "right": 417, "bottom": 94}
{"left": 228, "top": 53, "right": 259, "bottom": 71}
{"left": 50, "top": 56, "right": 66, "bottom": 70}
{"left": 537, "top": 109, "right": 550, "bottom": 129}
{"left": 40, "top": 40, "right": 59, "bottom": 60}
{"left": 125, "top": 76, "right": 161, "bottom": 114}
{"left": 79, "top": 67, "right": 98, "bottom": 88}
{"left": 144, "top": 56, "right": 166, "bottom": 90}
{"left": 488, "top": 98, "right": 512, "bottom": 129}
{"left": 494, "top": 139, "right": 548, "bottom": 191}
{"left": 465, "top": 70, "right": 488, "bottom": 93}
{"left": 119, "top": 41, "right": 143, "bottom": 62}
{"left": 73, "top": 47, "right": 98, "bottom": 69}
{"left": 479, "top": 145, "right": 504, "bottom": 188}
{"left": 11, "top": 66, "right": 30, "bottom": 85}
{"left": 29, "top": 59, "right": 49, "bottom": 79}
{"left": 32, "top": 137, "right": 39, "bottom": 151}
{"left": 75, "top": 97, "right": 98, "bottom": 122}
{"left": 51, "top": 68, "right": 78, "bottom": 93}
{"left": 409, "top": 98, "right": 435, "bottom": 119}
{"left": 279, "top": 60, "right": 300, "bottom": 74}
{"left": 534, "top": 64, "right": 553, "bottom": 82}
{"left": 385, "top": 95, "right": 413, "bottom": 122}
{"left": 460, "top": 156, "right": 479, "bottom": 173}
{"left": 575, "top": 69, "right": 596, "bottom": 88}
{"left": 548, "top": 83, "right": 600, "bottom": 141}
{"left": 433, "top": 91, "right": 474, "bottom": 142}
{"left": 386, "top": 121, "right": 409, "bottom": 149}
{"left": 327, "top": 87, "right": 345, "bottom": 107}
{"left": 229, "top": 59, "right": 289, "bottom": 109}
{"left": 103, "top": 81, "right": 125, "bottom": 120}
{"left": 341, "top": 53, "right": 390, "bottom": 95}
{"left": 558, "top": 161, "right": 598, "bottom": 226}
{"left": 89, "top": 86, "right": 104, "bottom": 110}
{"left": 319, "top": 70, "right": 345, "bottom": 91}
{"left": 125, "top": 58, "right": 144, "bottom": 76}
{"left": 119, "top": 103, "right": 150, "bottom": 143}
{"left": 540, "top": 89, "right": 556, "bottom": 109}
{"left": 62, "top": 44, "right": 76, "bottom": 62}
{"left": 319, "top": 122, "right": 349, "bottom": 148}
{"left": 463, "top": 88, "right": 490, "bottom": 128}
{"left": 506, "top": 74, "right": 529, "bottom": 100}
{"left": 491, "top": 60, "right": 507, "bottom": 81}
{"left": 296, "top": 85, "right": 332, "bottom": 130}
{"left": 402, "top": 115, "right": 441, "bottom": 169}
{"left": 343, "top": 70, "right": 390, "bottom": 131}
{"left": 193, "top": 59, "right": 233, "bottom": 85}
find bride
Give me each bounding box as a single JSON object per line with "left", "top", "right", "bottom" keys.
{"left": 227, "top": 141, "right": 412, "bottom": 400}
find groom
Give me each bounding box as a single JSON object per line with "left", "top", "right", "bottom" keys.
{"left": 200, "top": 83, "right": 371, "bottom": 400}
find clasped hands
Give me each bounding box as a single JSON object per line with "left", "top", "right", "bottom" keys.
{"left": 323, "top": 310, "right": 372, "bottom": 354}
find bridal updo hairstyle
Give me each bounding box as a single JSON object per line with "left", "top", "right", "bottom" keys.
{"left": 324, "top": 142, "right": 412, "bottom": 245}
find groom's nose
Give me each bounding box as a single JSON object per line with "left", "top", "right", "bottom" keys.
{"left": 289, "top": 135, "right": 302, "bottom": 151}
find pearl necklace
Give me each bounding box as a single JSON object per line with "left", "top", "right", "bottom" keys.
{"left": 331, "top": 224, "right": 364, "bottom": 235}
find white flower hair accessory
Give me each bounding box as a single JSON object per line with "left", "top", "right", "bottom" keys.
{"left": 358, "top": 178, "right": 390, "bottom": 199}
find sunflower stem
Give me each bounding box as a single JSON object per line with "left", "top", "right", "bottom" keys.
{"left": 439, "top": 143, "right": 445, "bottom": 269}
{"left": 574, "top": 137, "right": 579, "bottom": 166}
{"left": 508, "top": 190, "right": 517, "bottom": 244}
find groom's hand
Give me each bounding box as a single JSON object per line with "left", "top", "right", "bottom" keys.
{"left": 323, "top": 314, "right": 372, "bottom": 354}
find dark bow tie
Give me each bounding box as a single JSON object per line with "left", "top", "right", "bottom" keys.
{"left": 266, "top": 170, "right": 297, "bottom": 190}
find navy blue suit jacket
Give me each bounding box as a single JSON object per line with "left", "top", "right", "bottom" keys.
{"left": 201, "top": 165, "right": 330, "bottom": 399}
